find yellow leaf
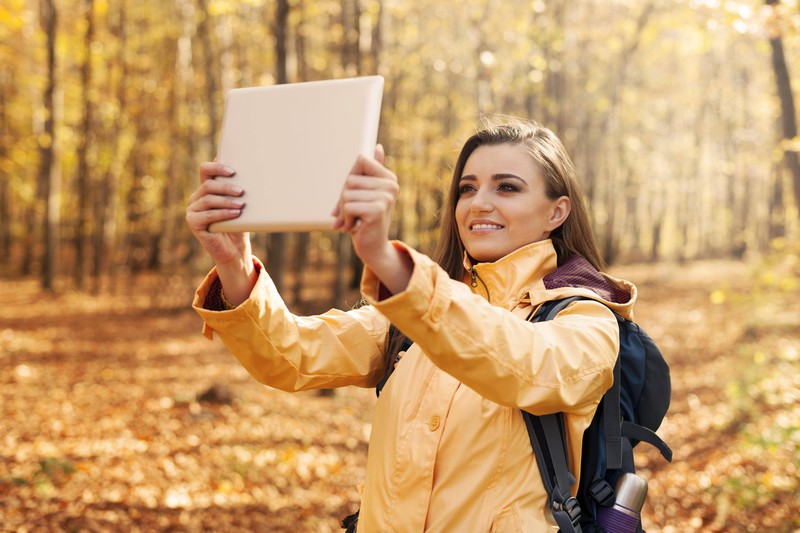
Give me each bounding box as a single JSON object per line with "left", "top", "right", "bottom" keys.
{"left": 710, "top": 290, "right": 726, "bottom": 305}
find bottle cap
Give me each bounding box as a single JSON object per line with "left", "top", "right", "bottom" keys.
{"left": 614, "top": 473, "right": 648, "bottom": 513}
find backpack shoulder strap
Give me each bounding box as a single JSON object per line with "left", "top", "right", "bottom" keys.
{"left": 523, "top": 296, "right": 587, "bottom": 532}
{"left": 605, "top": 354, "right": 624, "bottom": 469}
{"left": 522, "top": 411, "right": 582, "bottom": 532}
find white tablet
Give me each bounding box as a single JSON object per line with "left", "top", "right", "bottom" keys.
{"left": 208, "top": 76, "right": 384, "bottom": 233}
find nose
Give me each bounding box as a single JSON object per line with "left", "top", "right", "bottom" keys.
{"left": 470, "top": 187, "right": 494, "bottom": 213}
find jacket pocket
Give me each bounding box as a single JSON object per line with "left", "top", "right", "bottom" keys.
{"left": 490, "top": 506, "right": 522, "bottom": 533}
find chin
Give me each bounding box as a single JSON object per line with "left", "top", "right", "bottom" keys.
{"left": 466, "top": 248, "right": 504, "bottom": 263}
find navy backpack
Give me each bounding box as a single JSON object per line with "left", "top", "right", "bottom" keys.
{"left": 524, "top": 296, "right": 673, "bottom": 532}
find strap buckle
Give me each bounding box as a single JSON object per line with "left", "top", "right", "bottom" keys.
{"left": 552, "top": 495, "right": 582, "bottom": 527}
{"left": 589, "top": 479, "right": 616, "bottom": 507}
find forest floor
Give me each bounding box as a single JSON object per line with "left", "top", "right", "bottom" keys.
{"left": 1, "top": 257, "right": 798, "bottom": 532}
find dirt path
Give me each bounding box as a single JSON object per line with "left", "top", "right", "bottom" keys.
{"left": 1, "top": 260, "right": 798, "bottom": 532}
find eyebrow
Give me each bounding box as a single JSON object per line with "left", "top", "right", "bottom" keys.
{"left": 459, "top": 173, "right": 527, "bottom": 183}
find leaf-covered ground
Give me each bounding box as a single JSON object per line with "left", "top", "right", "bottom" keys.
{"left": 1, "top": 259, "right": 798, "bottom": 532}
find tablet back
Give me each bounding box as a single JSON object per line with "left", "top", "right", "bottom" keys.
{"left": 209, "top": 76, "right": 384, "bottom": 233}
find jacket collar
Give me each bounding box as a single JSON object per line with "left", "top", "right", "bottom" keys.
{"left": 461, "top": 240, "right": 635, "bottom": 315}
{"left": 462, "top": 240, "right": 558, "bottom": 307}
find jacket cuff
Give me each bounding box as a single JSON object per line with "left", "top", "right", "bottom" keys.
{"left": 192, "top": 258, "right": 263, "bottom": 339}
{"left": 361, "top": 241, "right": 452, "bottom": 332}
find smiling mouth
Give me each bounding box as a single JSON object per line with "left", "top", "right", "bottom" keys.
{"left": 471, "top": 223, "right": 504, "bottom": 230}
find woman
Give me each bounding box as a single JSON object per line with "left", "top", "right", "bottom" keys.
{"left": 186, "top": 117, "right": 636, "bottom": 531}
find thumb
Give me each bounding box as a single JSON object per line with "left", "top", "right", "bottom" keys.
{"left": 374, "top": 143, "right": 385, "bottom": 165}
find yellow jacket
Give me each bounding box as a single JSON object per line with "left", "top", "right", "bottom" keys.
{"left": 193, "top": 239, "right": 636, "bottom": 532}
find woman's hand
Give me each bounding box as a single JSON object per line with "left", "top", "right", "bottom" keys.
{"left": 186, "top": 162, "right": 256, "bottom": 305}
{"left": 332, "top": 146, "right": 412, "bottom": 295}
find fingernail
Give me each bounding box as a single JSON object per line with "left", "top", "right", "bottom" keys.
{"left": 223, "top": 165, "right": 235, "bottom": 174}
{"left": 231, "top": 186, "right": 244, "bottom": 194}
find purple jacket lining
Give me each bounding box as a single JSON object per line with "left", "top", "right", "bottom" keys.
{"left": 542, "top": 255, "right": 630, "bottom": 304}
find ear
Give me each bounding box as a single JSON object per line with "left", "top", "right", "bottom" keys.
{"left": 545, "top": 196, "right": 571, "bottom": 231}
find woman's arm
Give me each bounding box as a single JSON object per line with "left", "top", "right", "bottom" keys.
{"left": 193, "top": 257, "right": 390, "bottom": 391}
{"left": 362, "top": 245, "right": 619, "bottom": 415}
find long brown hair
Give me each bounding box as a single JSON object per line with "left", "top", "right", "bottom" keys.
{"left": 384, "top": 116, "right": 605, "bottom": 363}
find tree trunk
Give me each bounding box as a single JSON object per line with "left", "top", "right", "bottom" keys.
{"left": 196, "top": 0, "right": 219, "bottom": 152}
{"left": 369, "top": 0, "right": 382, "bottom": 76}
{"left": 766, "top": 0, "right": 800, "bottom": 219}
{"left": 264, "top": 0, "right": 291, "bottom": 294}
{"left": 75, "top": 0, "right": 94, "bottom": 289}
{"left": 0, "top": 75, "right": 10, "bottom": 271}
{"left": 291, "top": 0, "right": 310, "bottom": 305}
{"left": 176, "top": 0, "right": 202, "bottom": 270}
{"left": 159, "top": 72, "right": 181, "bottom": 274}
{"left": 94, "top": 0, "right": 127, "bottom": 294}
{"left": 768, "top": 167, "right": 786, "bottom": 240}
{"left": 39, "top": 0, "right": 59, "bottom": 292}
{"left": 341, "top": 0, "right": 362, "bottom": 76}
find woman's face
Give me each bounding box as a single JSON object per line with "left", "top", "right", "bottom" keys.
{"left": 455, "top": 143, "right": 568, "bottom": 263}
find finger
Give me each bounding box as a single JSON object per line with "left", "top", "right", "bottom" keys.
{"left": 188, "top": 190, "right": 245, "bottom": 212}
{"left": 339, "top": 200, "right": 389, "bottom": 231}
{"left": 199, "top": 162, "right": 236, "bottom": 183}
{"left": 336, "top": 199, "right": 365, "bottom": 232}
{"left": 199, "top": 193, "right": 246, "bottom": 211}
{"left": 188, "top": 178, "right": 244, "bottom": 205}
{"left": 186, "top": 207, "right": 243, "bottom": 232}
{"left": 350, "top": 154, "right": 396, "bottom": 181}
{"left": 338, "top": 188, "right": 396, "bottom": 208}
{"left": 331, "top": 201, "right": 344, "bottom": 229}
{"left": 374, "top": 144, "right": 385, "bottom": 165}
{"left": 342, "top": 173, "right": 400, "bottom": 194}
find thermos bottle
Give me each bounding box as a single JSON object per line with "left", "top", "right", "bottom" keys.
{"left": 595, "top": 473, "right": 648, "bottom": 533}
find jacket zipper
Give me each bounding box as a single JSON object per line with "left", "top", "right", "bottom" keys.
{"left": 469, "top": 267, "right": 491, "bottom": 301}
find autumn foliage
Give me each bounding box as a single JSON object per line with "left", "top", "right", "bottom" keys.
{"left": 2, "top": 249, "right": 799, "bottom": 532}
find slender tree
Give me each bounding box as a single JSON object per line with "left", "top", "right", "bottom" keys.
{"left": 766, "top": 0, "right": 800, "bottom": 220}
{"left": 75, "top": 0, "right": 94, "bottom": 289}
{"left": 93, "top": 0, "right": 127, "bottom": 293}
{"left": 0, "top": 73, "right": 10, "bottom": 270}
{"left": 267, "top": 0, "right": 291, "bottom": 294}
{"left": 38, "top": 0, "right": 60, "bottom": 291}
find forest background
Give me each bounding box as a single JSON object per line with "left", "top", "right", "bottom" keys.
{"left": 1, "top": 0, "right": 799, "bottom": 531}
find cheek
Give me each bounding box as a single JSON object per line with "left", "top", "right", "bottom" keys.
{"left": 506, "top": 203, "right": 545, "bottom": 236}
{"left": 518, "top": 209, "right": 551, "bottom": 239}
{"left": 455, "top": 201, "right": 468, "bottom": 228}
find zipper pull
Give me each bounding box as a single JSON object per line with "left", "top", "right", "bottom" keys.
{"left": 470, "top": 267, "right": 479, "bottom": 287}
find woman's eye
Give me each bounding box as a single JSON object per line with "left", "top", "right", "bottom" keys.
{"left": 498, "top": 183, "right": 519, "bottom": 192}
{"left": 458, "top": 184, "right": 476, "bottom": 195}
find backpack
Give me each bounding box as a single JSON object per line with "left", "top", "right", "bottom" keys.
{"left": 525, "top": 296, "right": 672, "bottom": 532}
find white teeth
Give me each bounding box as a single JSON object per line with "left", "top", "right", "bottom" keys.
{"left": 472, "top": 224, "right": 502, "bottom": 230}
